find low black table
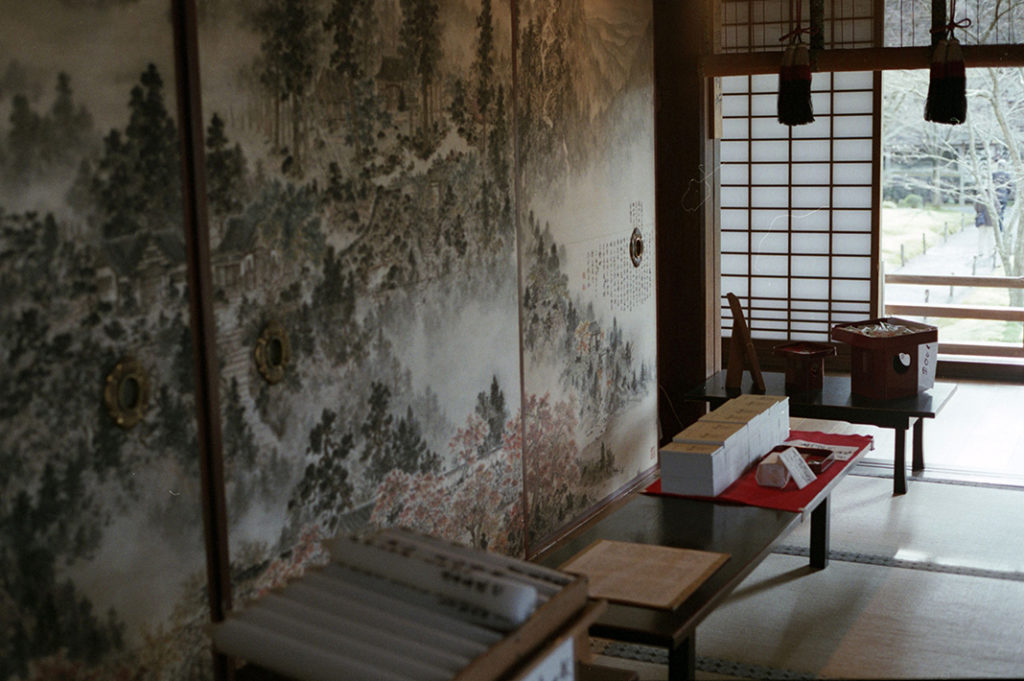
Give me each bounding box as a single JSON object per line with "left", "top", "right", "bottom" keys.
{"left": 536, "top": 432, "right": 864, "bottom": 675}
{"left": 683, "top": 370, "right": 958, "bottom": 495}
{"left": 537, "top": 443, "right": 865, "bottom": 681}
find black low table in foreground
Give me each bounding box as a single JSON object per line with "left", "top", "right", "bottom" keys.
{"left": 537, "top": 440, "right": 864, "bottom": 681}
{"left": 684, "top": 370, "right": 958, "bottom": 495}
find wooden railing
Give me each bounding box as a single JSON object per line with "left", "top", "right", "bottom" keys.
{"left": 883, "top": 273, "right": 1024, "bottom": 358}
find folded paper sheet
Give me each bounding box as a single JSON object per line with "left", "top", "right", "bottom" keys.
{"left": 560, "top": 539, "right": 729, "bottom": 610}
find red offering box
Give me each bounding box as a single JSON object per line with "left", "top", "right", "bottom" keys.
{"left": 772, "top": 341, "right": 836, "bottom": 393}
{"left": 831, "top": 317, "right": 937, "bottom": 400}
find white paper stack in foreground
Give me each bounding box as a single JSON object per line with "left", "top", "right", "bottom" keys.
{"left": 208, "top": 527, "right": 580, "bottom": 681}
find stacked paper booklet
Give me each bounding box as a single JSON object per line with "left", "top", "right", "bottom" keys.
{"left": 660, "top": 394, "right": 789, "bottom": 496}
{"left": 209, "top": 527, "right": 578, "bottom": 681}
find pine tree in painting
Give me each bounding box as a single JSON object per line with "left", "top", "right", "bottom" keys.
{"left": 324, "top": 0, "right": 380, "bottom": 159}
{"left": 2, "top": 72, "right": 93, "bottom": 189}
{"left": 290, "top": 408, "right": 355, "bottom": 532}
{"left": 474, "top": 374, "right": 508, "bottom": 454}
{"left": 248, "top": 0, "right": 321, "bottom": 173}
{"left": 399, "top": 0, "right": 441, "bottom": 153}
{"left": 6, "top": 95, "right": 42, "bottom": 180}
{"left": 82, "top": 64, "right": 181, "bottom": 242}
{"left": 205, "top": 112, "right": 249, "bottom": 220}
{"left": 48, "top": 72, "right": 93, "bottom": 165}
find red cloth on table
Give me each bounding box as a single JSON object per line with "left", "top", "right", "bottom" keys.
{"left": 644, "top": 430, "right": 874, "bottom": 513}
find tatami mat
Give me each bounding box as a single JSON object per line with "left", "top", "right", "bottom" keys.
{"left": 594, "top": 475, "right": 1024, "bottom": 679}
{"left": 594, "top": 391, "right": 1024, "bottom": 679}
{"left": 696, "top": 553, "right": 1024, "bottom": 679}
{"left": 595, "top": 550, "right": 1024, "bottom": 680}
{"left": 783, "top": 475, "right": 1024, "bottom": 575}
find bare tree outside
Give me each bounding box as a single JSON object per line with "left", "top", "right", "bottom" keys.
{"left": 882, "top": 0, "right": 1024, "bottom": 350}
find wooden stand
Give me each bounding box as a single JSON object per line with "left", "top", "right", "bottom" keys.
{"left": 725, "top": 292, "right": 765, "bottom": 394}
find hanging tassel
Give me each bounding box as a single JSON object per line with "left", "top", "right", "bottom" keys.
{"left": 924, "top": 38, "right": 950, "bottom": 124}
{"left": 778, "top": 42, "right": 813, "bottom": 126}
{"left": 925, "top": 0, "right": 970, "bottom": 125}
{"left": 944, "top": 36, "right": 967, "bottom": 124}
{"left": 777, "top": 43, "right": 795, "bottom": 124}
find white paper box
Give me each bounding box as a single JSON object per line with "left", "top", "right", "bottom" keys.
{"left": 700, "top": 395, "right": 790, "bottom": 465}
{"left": 700, "top": 407, "right": 769, "bottom": 465}
{"left": 660, "top": 441, "right": 722, "bottom": 478}
{"left": 659, "top": 441, "right": 731, "bottom": 497}
{"left": 672, "top": 420, "right": 750, "bottom": 487}
{"left": 733, "top": 395, "right": 789, "bottom": 450}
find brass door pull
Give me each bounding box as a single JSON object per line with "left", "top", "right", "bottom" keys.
{"left": 104, "top": 356, "right": 150, "bottom": 429}
{"left": 254, "top": 321, "right": 291, "bottom": 384}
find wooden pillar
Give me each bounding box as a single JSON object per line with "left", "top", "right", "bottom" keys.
{"left": 654, "top": 1, "right": 717, "bottom": 443}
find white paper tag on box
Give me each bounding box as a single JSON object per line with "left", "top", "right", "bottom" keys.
{"left": 777, "top": 446, "right": 817, "bottom": 489}
{"left": 918, "top": 342, "right": 936, "bottom": 391}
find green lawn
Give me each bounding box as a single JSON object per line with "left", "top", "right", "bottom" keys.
{"left": 929, "top": 286, "right": 1023, "bottom": 345}
{"left": 880, "top": 205, "right": 971, "bottom": 270}
{"left": 881, "top": 206, "right": 1023, "bottom": 347}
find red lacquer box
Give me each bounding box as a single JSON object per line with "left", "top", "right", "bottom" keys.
{"left": 831, "top": 317, "right": 937, "bottom": 400}
{"left": 772, "top": 341, "right": 836, "bottom": 393}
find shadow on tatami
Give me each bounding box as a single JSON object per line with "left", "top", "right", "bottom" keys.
{"left": 592, "top": 378, "right": 1024, "bottom": 679}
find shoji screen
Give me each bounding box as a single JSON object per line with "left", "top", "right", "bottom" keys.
{"left": 719, "top": 71, "right": 876, "bottom": 341}
{"left": 717, "top": 0, "right": 878, "bottom": 342}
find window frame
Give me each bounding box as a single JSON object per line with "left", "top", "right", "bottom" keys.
{"left": 702, "top": 2, "right": 1024, "bottom": 380}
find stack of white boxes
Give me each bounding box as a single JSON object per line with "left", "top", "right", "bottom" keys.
{"left": 660, "top": 394, "right": 790, "bottom": 496}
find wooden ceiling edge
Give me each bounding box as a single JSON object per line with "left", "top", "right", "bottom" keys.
{"left": 701, "top": 44, "right": 1024, "bottom": 77}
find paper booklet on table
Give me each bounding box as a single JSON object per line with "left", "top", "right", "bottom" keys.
{"left": 783, "top": 439, "right": 867, "bottom": 461}
{"left": 559, "top": 539, "right": 729, "bottom": 610}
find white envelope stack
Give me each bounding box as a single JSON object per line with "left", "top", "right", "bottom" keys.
{"left": 660, "top": 395, "right": 790, "bottom": 497}
{"left": 699, "top": 394, "right": 789, "bottom": 468}
{"left": 664, "top": 420, "right": 750, "bottom": 496}
{"left": 659, "top": 440, "right": 732, "bottom": 497}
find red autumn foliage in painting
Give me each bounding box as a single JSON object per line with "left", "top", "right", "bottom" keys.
{"left": 517, "top": 392, "right": 580, "bottom": 541}
{"left": 369, "top": 390, "right": 582, "bottom": 554}
{"left": 370, "top": 410, "right": 524, "bottom": 555}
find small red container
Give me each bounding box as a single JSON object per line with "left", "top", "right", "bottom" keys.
{"left": 831, "top": 317, "right": 938, "bottom": 400}
{"left": 772, "top": 341, "right": 836, "bottom": 393}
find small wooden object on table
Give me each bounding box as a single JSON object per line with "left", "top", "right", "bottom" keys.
{"left": 725, "top": 292, "right": 765, "bottom": 394}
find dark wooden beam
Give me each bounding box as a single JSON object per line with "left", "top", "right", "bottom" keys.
{"left": 171, "top": 1, "right": 232, "bottom": 679}
{"left": 654, "top": 1, "right": 716, "bottom": 443}
{"left": 702, "top": 43, "right": 1024, "bottom": 77}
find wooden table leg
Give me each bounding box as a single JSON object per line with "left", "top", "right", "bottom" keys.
{"left": 667, "top": 635, "right": 696, "bottom": 681}
{"left": 894, "top": 425, "right": 908, "bottom": 495}
{"left": 809, "top": 496, "right": 830, "bottom": 570}
{"left": 912, "top": 417, "right": 925, "bottom": 472}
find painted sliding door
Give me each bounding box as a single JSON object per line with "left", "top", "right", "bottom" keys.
{"left": 0, "top": 1, "right": 661, "bottom": 678}
{"left": 516, "top": 0, "right": 658, "bottom": 549}
{"left": 0, "top": 2, "right": 209, "bottom": 679}
{"left": 195, "top": 0, "right": 524, "bottom": 602}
